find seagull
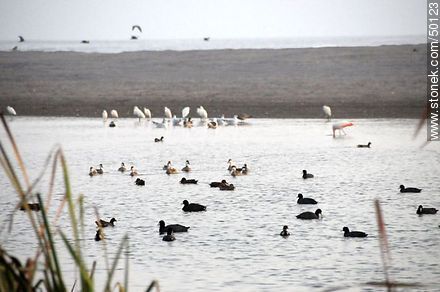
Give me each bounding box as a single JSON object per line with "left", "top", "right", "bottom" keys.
{"left": 182, "top": 106, "right": 190, "bottom": 119}
{"left": 224, "top": 115, "right": 239, "bottom": 126}
{"left": 132, "top": 25, "right": 142, "bottom": 33}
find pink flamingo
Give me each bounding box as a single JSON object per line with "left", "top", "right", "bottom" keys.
{"left": 332, "top": 121, "right": 353, "bottom": 138}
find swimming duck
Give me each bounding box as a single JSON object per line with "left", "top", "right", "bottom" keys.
{"left": 210, "top": 180, "right": 228, "bottom": 187}
{"left": 400, "top": 185, "right": 422, "bottom": 193}
{"left": 297, "top": 193, "right": 317, "bottom": 204}
{"left": 95, "top": 218, "right": 117, "bottom": 227}
{"left": 130, "top": 166, "right": 138, "bottom": 176}
{"left": 182, "top": 200, "right": 206, "bottom": 212}
{"left": 159, "top": 220, "right": 190, "bottom": 234}
{"left": 154, "top": 136, "right": 164, "bottom": 142}
{"left": 181, "top": 160, "right": 191, "bottom": 172}
{"left": 342, "top": 227, "right": 368, "bottom": 237}
{"left": 109, "top": 121, "right": 116, "bottom": 127}
{"left": 96, "top": 164, "right": 104, "bottom": 174}
{"left": 163, "top": 161, "right": 172, "bottom": 170}
{"left": 95, "top": 229, "right": 104, "bottom": 241}
{"left": 219, "top": 183, "right": 235, "bottom": 191}
{"left": 162, "top": 228, "right": 176, "bottom": 242}
{"left": 302, "top": 170, "right": 314, "bottom": 179}
{"left": 230, "top": 166, "right": 242, "bottom": 177}
{"left": 416, "top": 205, "right": 438, "bottom": 215}
{"left": 118, "top": 162, "right": 126, "bottom": 172}
{"left": 241, "top": 164, "right": 249, "bottom": 175}
{"left": 19, "top": 203, "right": 41, "bottom": 211}
{"left": 227, "top": 159, "right": 235, "bottom": 171}
{"left": 166, "top": 166, "right": 178, "bottom": 174}
{"left": 184, "top": 117, "right": 193, "bottom": 128}
{"left": 357, "top": 142, "right": 371, "bottom": 148}
{"left": 180, "top": 177, "right": 198, "bottom": 184}
{"left": 89, "top": 167, "right": 98, "bottom": 176}
{"left": 135, "top": 178, "right": 145, "bottom": 186}
{"left": 296, "top": 209, "right": 322, "bottom": 220}
{"left": 280, "top": 225, "right": 290, "bottom": 237}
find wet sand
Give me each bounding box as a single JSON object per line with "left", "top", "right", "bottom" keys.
{"left": 0, "top": 44, "right": 426, "bottom": 118}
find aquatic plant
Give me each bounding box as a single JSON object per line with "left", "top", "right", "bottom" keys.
{"left": 0, "top": 114, "right": 160, "bottom": 292}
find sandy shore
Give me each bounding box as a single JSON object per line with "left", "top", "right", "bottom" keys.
{"left": 0, "top": 44, "right": 426, "bottom": 118}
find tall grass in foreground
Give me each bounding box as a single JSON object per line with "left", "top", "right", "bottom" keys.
{"left": 0, "top": 114, "right": 159, "bottom": 292}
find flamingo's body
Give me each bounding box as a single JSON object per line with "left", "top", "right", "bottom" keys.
{"left": 110, "top": 109, "right": 119, "bottom": 119}
{"left": 323, "top": 105, "right": 332, "bottom": 121}
{"left": 332, "top": 121, "right": 353, "bottom": 137}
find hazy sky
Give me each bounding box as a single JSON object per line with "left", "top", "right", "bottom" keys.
{"left": 0, "top": 0, "right": 425, "bottom": 40}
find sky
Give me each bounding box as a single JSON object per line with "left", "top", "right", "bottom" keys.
{"left": 0, "top": 0, "right": 426, "bottom": 41}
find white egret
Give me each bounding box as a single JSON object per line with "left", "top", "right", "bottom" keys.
{"left": 143, "top": 108, "right": 152, "bottom": 119}
{"left": 102, "top": 110, "right": 108, "bottom": 121}
{"left": 6, "top": 106, "right": 16, "bottom": 116}
{"left": 323, "top": 105, "right": 332, "bottom": 121}
{"left": 133, "top": 106, "right": 146, "bottom": 121}
{"left": 110, "top": 109, "right": 119, "bottom": 119}
{"left": 164, "top": 107, "right": 172, "bottom": 119}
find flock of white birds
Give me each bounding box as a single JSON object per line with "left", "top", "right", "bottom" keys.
{"left": 3, "top": 104, "right": 354, "bottom": 136}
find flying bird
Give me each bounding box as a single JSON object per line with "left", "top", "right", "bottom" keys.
{"left": 18, "top": 36, "right": 24, "bottom": 42}
{"left": 132, "top": 25, "right": 142, "bottom": 33}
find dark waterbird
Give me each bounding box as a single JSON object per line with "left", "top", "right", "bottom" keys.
{"left": 219, "top": 183, "right": 235, "bottom": 190}
{"left": 118, "top": 162, "right": 126, "bottom": 172}
{"left": 95, "top": 229, "right": 104, "bottom": 241}
{"left": 131, "top": 36, "right": 138, "bottom": 40}
{"left": 109, "top": 121, "right": 116, "bottom": 127}
{"left": 96, "top": 163, "right": 104, "bottom": 174}
{"left": 297, "top": 193, "right": 317, "bottom": 204}
{"left": 18, "top": 36, "right": 24, "bottom": 42}
{"left": 357, "top": 142, "right": 372, "bottom": 148}
{"left": 400, "top": 185, "right": 422, "bottom": 193}
{"left": 416, "top": 205, "right": 438, "bottom": 215}
{"left": 159, "top": 220, "right": 190, "bottom": 234}
{"left": 342, "top": 227, "right": 368, "bottom": 238}
{"left": 19, "top": 203, "right": 40, "bottom": 211}
{"left": 180, "top": 177, "right": 198, "bottom": 184}
{"left": 162, "top": 228, "right": 175, "bottom": 242}
{"left": 182, "top": 200, "right": 206, "bottom": 212}
{"left": 154, "top": 136, "right": 164, "bottom": 142}
{"left": 135, "top": 178, "right": 145, "bottom": 185}
{"left": 95, "top": 218, "right": 117, "bottom": 227}
{"left": 210, "top": 180, "right": 227, "bottom": 187}
{"left": 203, "top": 37, "right": 210, "bottom": 41}
{"left": 296, "top": 209, "right": 322, "bottom": 219}
{"left": 302, "top": 170, "right": 314, "bottom": 179}
{"left": 280, "top": 225, "right": 290, "bottom": 237}
{"left": 81, "top": 40, "right": 90, "bottom": 44}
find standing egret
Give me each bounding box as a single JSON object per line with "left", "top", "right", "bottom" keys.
{"left": 164, "top": 107, "right": 172, "bottom": 120}
{"left": 332, "top": 121, "right": 353, "bottom": 138}
{"left": 323, "top": 105, "right": 332, "bottom": 121}
{"left": 102, "top": 110, "right": 108, "bottom": 122}
{"left": 6, "top": 106, "right": 16, "bottom": 116}
{"left": 144, "top": 108, "right": 152, "bottom": 120}
{"left": 110, "top": 109, "right": 119, "bottom": 119}
{"left": 182, "top": 107, "right": 190, "bottom": 119}
{"left": 133, "top": 106, "right": 146, "bottom": 121}
{"left": 197, "top": 106, "right": 208, "bottom": 120}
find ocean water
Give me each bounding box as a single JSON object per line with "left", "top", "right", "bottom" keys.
{"left": 0, "top": 35, "right": 425, "bottom": 53}
{"left": 0, "top": 117, "right": 439, "bottom": 291}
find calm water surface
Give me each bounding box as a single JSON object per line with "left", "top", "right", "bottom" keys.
{"left": 0, "top": 117, "right": 439, "bottom": 291}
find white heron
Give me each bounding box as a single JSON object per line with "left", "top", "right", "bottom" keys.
{"left": 164, "top": 107, "right": 172, "bottom": 120}
{"left": 110, "top": 109, "right": 119, "bottom": 119}
{"left": 133, "top": 106, "right": 146, "bottom": 121}
{"left": 323, "top": 105, "right": 332, "bottom": 121}
{"left": 182, "top": 107, "right": 190, "bottom": 119}
{"left": 197, "top": 106, "right": 208, "bottom": 120}
{"left": 102, "top": 110, "right": 108, "bottom": 121}
{"left": 143, "top": 108, "right": 152, "bottom": 120}
{"left": 6, "top": 106, "right": 16, "bottom": 116}
{"left": 332, "top": 121, "right": 353, "bottom": 138}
